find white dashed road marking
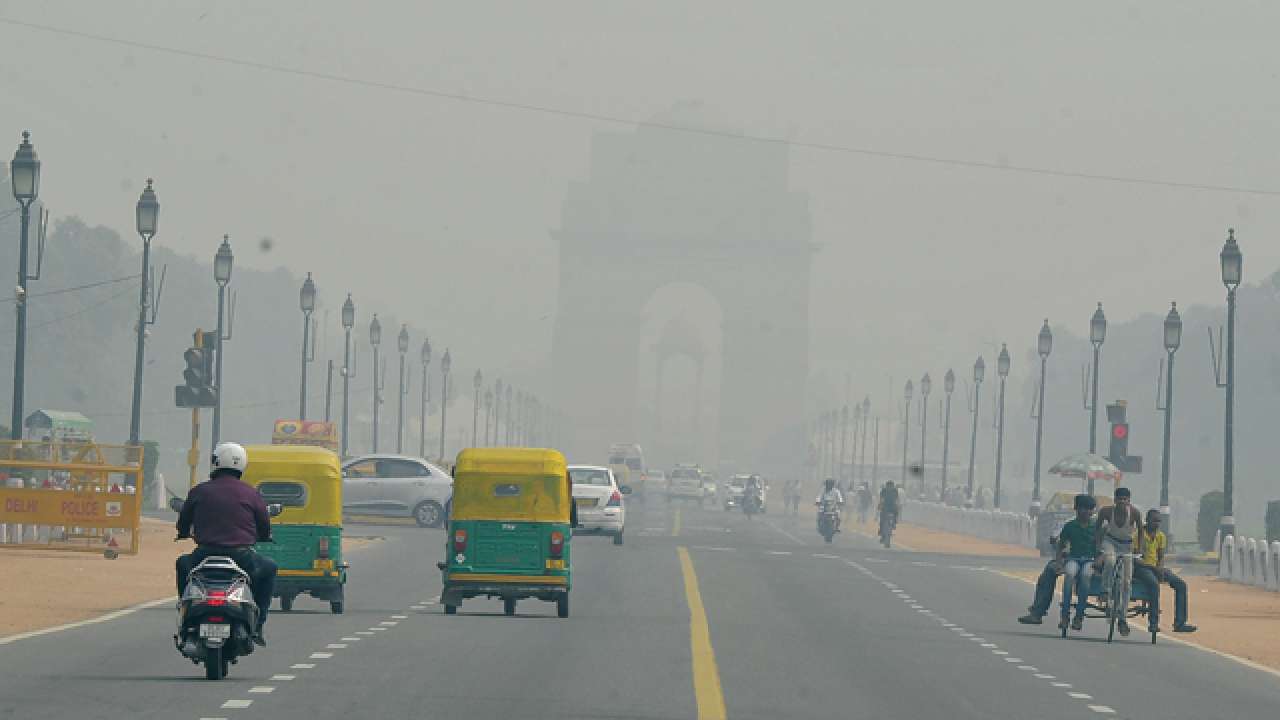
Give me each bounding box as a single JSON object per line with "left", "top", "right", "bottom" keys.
{"left": 1068, "top": 692, "right": 1093, "bottom": 700}
{"left": 327, "top": 643, "right": 348, "bottom": 649}
{"left": 310, "top": 652, "right": 334, "bottom": 659}
{"left": 248, "top": 686, "right": 275, "bottom": 694}
{"left": 341, "top": 637, "right": 361, "bottom": 641}
{"left": 379, "top": 621, "right": 399, "bottom": 626}
{"left": 291, "top": 663, "right": 316, "bottom": 669}
{"left": 221, "top": 700, "right": 253, "bottom": 709}
{"left": 271, "top": 674, "right": 296, "bottom": 681}
{"left": 1088, "top": 706, "right": 1116, "bottom": 714}
{"left": 391, "top": 614, "right": 408, "bottom": 619}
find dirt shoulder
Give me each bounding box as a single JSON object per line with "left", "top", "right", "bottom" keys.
{"left": 0, "top": 518, "right": 378, "bottom": 638}
{"left": 848, "top": 515, "right": 1040, "bottom": 558}
{"left": 1000, "top": 568, "right": 1280, "bottom": 674}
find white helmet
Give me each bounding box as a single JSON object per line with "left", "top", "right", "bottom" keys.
{"left": 211, "top": 442, "right": 248, "bottom": 476}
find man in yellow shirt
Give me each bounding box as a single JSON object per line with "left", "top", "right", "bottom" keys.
{"left": 1134, "top": 509, "right": 1197, "bottom": 633}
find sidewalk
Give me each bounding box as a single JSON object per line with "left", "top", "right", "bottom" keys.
{"left": 848, "top": 515, "right": 1039, "bottom": 558}
{"left": 0, "top": 518, "right": 377, "bottom": 637}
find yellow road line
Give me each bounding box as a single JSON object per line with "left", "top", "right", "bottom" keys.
{"left": 678, "top": 546, "right": 727, "bottom": 720}
{"left": 672, "top": 506, "right": 682, "bottom": 537}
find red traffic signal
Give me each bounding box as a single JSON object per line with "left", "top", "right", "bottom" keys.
{"left": 1112, "top": 424, "right": 1128, "bottom": 440}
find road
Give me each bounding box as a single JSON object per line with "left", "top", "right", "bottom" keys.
{"left": 3, "top": 497, "right": 1279, "bottom": 719}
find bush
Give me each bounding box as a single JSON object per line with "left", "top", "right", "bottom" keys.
{"left": 1266, "top": 500, "right": 1280, "bottom": 545}
{"left": 1197, "top": 490, "right": 1225, "bottom": 551}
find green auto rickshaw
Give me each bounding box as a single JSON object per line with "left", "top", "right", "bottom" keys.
{"left": 243, "top": 445, "right": 348, "bottom": 613}
{"left": 441, "top": 447, "right": 573, "bottom": 618}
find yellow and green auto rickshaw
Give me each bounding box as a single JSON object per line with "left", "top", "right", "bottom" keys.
{"left": 242, "top": 445, "right": 348, "bottom": 613}
{"left": 441, "top": 447, "right": 573, "bottom": 618}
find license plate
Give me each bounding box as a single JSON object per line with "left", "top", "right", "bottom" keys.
{"left": 199, "top": 624, "right": 231, "bottom": 639}
{"left": 575, "top": 498, "right": 598, "bottom": 507}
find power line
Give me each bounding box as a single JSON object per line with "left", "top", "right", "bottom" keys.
{"left": 0, "top": 273, "right": 141, "bottom": 304}
{"left": 2, "top": 16, "right": 1277, "bottom": 197}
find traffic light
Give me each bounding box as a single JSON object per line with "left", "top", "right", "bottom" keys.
{"left": 1109, "top": 422, "right": 1129, "bottom": 462}
{"left": 1105, "top": 400, "right": 1142, "bottom": 473}
{"left": 175, "top": 331, "right": 217, "bottom": 408}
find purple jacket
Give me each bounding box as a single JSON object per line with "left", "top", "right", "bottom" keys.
{"left": 176, "top": 472, "right": 271, "bottom": 548}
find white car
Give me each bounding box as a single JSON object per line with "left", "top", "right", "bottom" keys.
{"left": 667, "top": 465, "right": 705, "bottom": 505}
{"left": 569, "top": 465, "right": 629, "bottom": 545}
{"left": 342, "top": 454, "right": 453, "bottom": 527}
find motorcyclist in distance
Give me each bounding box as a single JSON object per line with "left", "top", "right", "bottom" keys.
{"left": 816, "top": 477, "right": 844, "bottom": 532}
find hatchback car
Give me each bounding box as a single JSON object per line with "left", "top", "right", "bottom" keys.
{"left": 341, "top": 454, "right": 453, "bottom": 527}
{"left": 568, "top": 464, "right": 629, "bottom": 545}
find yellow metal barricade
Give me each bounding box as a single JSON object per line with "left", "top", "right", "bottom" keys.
{"left": 0, "top": 441, "right": 144, "bottom": 556}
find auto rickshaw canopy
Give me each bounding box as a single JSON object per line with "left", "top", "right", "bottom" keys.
{"left": 241, "top": 444, "right": 343, "bottom": 526}
{"left": 451, "top": 448, "right": 569, "bottom": 523}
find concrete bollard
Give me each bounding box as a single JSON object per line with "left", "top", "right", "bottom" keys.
{"left": 1219, "top": 535, "right": 1234, "bottom": 579}
{"left": 1271, "top": 542, "right": 1280, "bottom": 592}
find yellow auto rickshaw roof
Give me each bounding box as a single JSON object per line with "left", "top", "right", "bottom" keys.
{"left": 452, "top": 448, "right": 569, "bottom": 523}
{"left": 241, "top": 444, "right": 343, "bottom": 525}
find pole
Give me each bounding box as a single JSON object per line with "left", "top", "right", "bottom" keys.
{"left": 300, "top": 311, "right": 311, "bottom": 419}
{"left": 1222, "top": 289, "right": 1236, "bottom": 538}
{"left": 967, "top": 381, "right": 982, "bottom": 499}
{"left": 1032, "top": 355, "right": 1048, "bottom": 506}
{"left": 859, "top": 408, "right": 869, "bottom": 484}
{"left": 1160, "top": 349, "right": 1175, "bottom": 533}
{"left": 485, "top": 397, "right": 492, "bottom": 445}
{"left": 941, "top": 393, "right": 952, "bottom": 502}
{"left": 472, "top": 390, "right": 480, "bottom": 447}
{"left": 1087, "top": 344, "right": 1100, "bottom": 494}
{"left": 994, "top": 376, "right": 1007, "bottom": 509}
{"left": 128, "top": 236, "right": 152, "bottom": 445}
{"left": 397, "top": 353, "right": 405, "bottom": 453}
{"left": 871, "top": 418, "right": 880, "bottom": 486}
{"left": 919, "top": 395, "right": 929, "bottom": 496}
{"left": 341, "top": 329, "right": 351, "bottom": 457}
{"left": 211, "top": 284, "right": 227, "bottom": 449}
{"left": 439, "top": 372, "right": 449, "bottom": 461}
{"left": 324, "top": 359, "right": 333, "bottom": 422}
{"left": 840, "top": 409, "right": 849, "bottom": 485}
{"left": 187, "top": 330, "right": 205, "bottom": 488}
{"left": 372, "top": 345, "right": 380, "bottom": 453}
{"left": 9, "top": 201, "right": 31, "bottom": 439}
{"left": 419, "top": 363, "right": 428, "bottom": 457}
{"left": 900, "top": 400, "right": 911, "bottom": 486}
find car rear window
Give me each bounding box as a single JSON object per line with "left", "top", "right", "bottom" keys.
{"left": 570, "top": 468, "right": 612, "bottom": 486}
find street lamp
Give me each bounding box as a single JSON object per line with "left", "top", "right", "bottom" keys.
{"left": 494, "top": 378, "right": 504, "bottom": 446}
{"left": 504, "top": 385, "right": 513, "bottom": 445}
{"left": 1159, "top": 302, "right": 1182, "bottom": 535}
{"left": 1086, "top": 302, "right": 1107, "bottom": 494}
{"left": 210, "top": 236, "right": 233, "bottom": 449}
{"left": 994, "top": 344, "right": 1010, "bottom": 509}
{"left": 369, "top": 314, "right": 382, "bottom": 453}
{"left": 484, "top": 388, "right": 494, "bottom": 445}
{"left": 967, "top": 356, "right": 985, "bottom": 500}
{"left": 840, "top": 405, "right": 850, "bottom": 485}
{"left": 901, "top": 380, "right": 913, "bottom": 487}
{"left": 396, "top": 324, "right": 409, "bottom": 453}
{"left": 418, "top": 338, "right": 431, "bottom": 456}
{"left": 1219, "top": 229, "right": 1242, "bottom": 540}
{"left": 128, "top": 179, "right": 160, "bottom": 446}
{"left": 1031, "top": 319, "right": 1053, "bottom": 512}
{"left": 472, "top": 369, "right": 483, "bottom": 447}
{"left": 340, "top": 294, "right": 355, "bottom": 457}
{"left": 919, "top": 373, "right": 931, "bottom": 496}
{"left": 859, "top": 396, "right": 871, "bottom": 484}
{"left": 941, "top": 370, "right": 955, "bottom": 503}
{"left": 439, "top": 350, "right": 452, "bottom": 461}
{"left": 9, "top": 132, "right": 40, "bottom": 440}
{"left": 298, "top": 273, "right": 317, "bottom": 419}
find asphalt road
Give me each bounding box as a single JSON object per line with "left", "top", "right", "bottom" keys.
{"left": 3, "top": 496, "right": 1279, "bottom": 720}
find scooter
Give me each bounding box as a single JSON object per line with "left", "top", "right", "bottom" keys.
{"left": 742, "top": 488, "right": 762, "bottom": 518}
{"left": 816, "top": 500, "right": 840, "bottom": 543}
{"left": 878, "top": 510, "right": 896, "bottom": 548}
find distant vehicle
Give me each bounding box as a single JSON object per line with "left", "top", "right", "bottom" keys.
{"left": 647, "top": 469, "right": 667, "bottom": 490}
{"left": 569, "top": 465, "right": 629, "bottom": 545}
{"left": 701, "top": 472, "right": 717, "bottom": 500}
{"left": 723, "top": 474, "right": 768, "bottom": 513}
{"left": 608, "top": 443, "right": 648, "bottom": 497}
{"left": 341, "top": 454, "right": 453, "bottom": 527}
{"left": 667, "top": 464, "right": 705, "bottom": 505}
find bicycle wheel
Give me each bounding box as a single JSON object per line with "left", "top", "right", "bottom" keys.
{"left": 1106, "top": 569, "right": 1122, "bottom": 643}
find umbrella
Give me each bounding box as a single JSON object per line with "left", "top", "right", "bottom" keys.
{"left": 1048, "top": 453, "right": 1122, "bottom": 483}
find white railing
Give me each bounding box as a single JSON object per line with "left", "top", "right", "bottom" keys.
{"left": 1217, "top": 534, "right": 1280, "bottom": 592}
{"left": 901, "top": 500, "right": 1036, "bottom": 549}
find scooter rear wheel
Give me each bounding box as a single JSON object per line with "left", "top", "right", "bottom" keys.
{"left": 204, "top": 647, "right": 225, "bottom": 680}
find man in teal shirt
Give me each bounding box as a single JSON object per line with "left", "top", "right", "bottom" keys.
{"left": 1056, "top": 494, "right": 1098, "bottom": 631}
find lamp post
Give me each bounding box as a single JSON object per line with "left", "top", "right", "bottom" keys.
{"left": 210, "top": 236, "right": 233, "bottom": 449}
{"left": 418, "top": 339, "right": 431, "bottom": 456}
{"left": 504, "top": 385, "right": 513, "bottom": 445}
{"left": 340, "top": 295, "right": 355, "bottom": 457}
{"left": 994, "top": 344, "right": 1010, "bottom": 509}
{"left": 1032, "top": 320, "right": 1052, "bottom": 512}
{"left": 298, "top": 273, "right": 317, "bottom": 419}
{"left": 472, "top": 369, "right": 483, "bottom": 447}
{"left": 494, "top": 379, "right": 504, "bottom": 446}
{"left": 901, "top": 380, "right": 913, "bottom": 486}
{"left": 1219, "top": 229, "right": 1242, "bottom": 540}
{"left": 967, "top": 356, "right": 985, "bottom": 500}
{"left": 1087, "top": 302, "right": 1106, "bottom": 494}
{"left": 840, "top": 405, "right": 850, "bottom": 485}
{"left": 128, "top": 179, "right": 159, "bottom": 446}
{"left": 1159, "top": 302, "right": 1182, "bottom": 534}
{"left": 8, "top": 132, "right": 39, "bottom": 440}
{"left": 919, "top": 373, "right": 931, "bottom": 496}
{"left": 859, "top": 396, "right": 871, "bottom": 483}
{"left": 941, "top": 370, "right": 955, "bottom": 502}
{"left": 369, "top": 315, "right": 382, "bottom": 452}
{"left": 396, "top": 325, "right": 409, "bottom": 453}
{"left": 439, "top": 349, "right": 451, "bottom": 461}
{"left": 484, "top": 388, "right": 494, "bottom": 445}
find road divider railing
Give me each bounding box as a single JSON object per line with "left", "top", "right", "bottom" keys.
{"left": 0, "top": 440, "right": 144, "bottom": 557}
{"left": 900, "top": 500, "right": 1036, "bottom": 549}
{"left": 1217, "top": 534, "right": 1280, "bottom": 592}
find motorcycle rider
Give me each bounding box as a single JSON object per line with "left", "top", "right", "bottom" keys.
{"left": 743, "top": 474, "right": 763, "bottom": 513}
{"left": 175, "top": 442, "right": 277, "bottom": 647}
{"left": 877, "top": 480, "right": 900, "bottom": 540}
{"left": 815, "top": 477, "right": 844, "bottom": 532}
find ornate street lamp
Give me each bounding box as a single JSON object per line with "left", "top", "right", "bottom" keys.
{"left": 128, "top": 178, "right": 160, "bottom": 445}
{"left": 211, "top": 236, "right": 234, "bottom": 449}
{"left": 967, "top": 356, "right": 985, "bottom": 500}
{"left": 340, "top": 294, "right": 355, "bottom": 457}
{"left": 994, "top": 344, "right": 1011, "bottom": 508}
{"left": 1031, "top": 320, "right": 1052, "bottom": 512}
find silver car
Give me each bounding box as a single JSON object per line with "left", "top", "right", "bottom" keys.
{"left": 341, "top": 454, "right": 453, "bottom": 528}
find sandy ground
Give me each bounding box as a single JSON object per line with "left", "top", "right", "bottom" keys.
{"left": 847, "top": 515, "right": 1040, "bottom": 558}
{"left": 1000, "top": 568, "right": 1280, "bottom": 673}
{"left": 0, "top": 518, "right": 378, "bottom": 637}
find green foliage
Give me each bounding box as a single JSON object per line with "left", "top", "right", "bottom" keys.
{"left": 1197, "top": 490, "right": 1225, "bottom": 551}
{"left": 1266, "top": 500, "right": 1280, "bottom": 545}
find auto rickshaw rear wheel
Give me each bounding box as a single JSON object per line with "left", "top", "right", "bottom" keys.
{"left": 556, "top": 594, "right": 569, "bottom": 618}
{"left": 329, "top": 586, "right": 345, "bottom": 614}
{"left": 280, "top": 595, "right": 294, "bottom": 612}
{"left": 444, "top": 604, "right": 457, "bottom": 615}
{"left": 504, "top": 598, "right": 516, "bottom": 616}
